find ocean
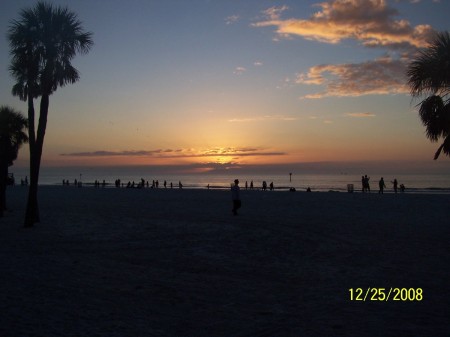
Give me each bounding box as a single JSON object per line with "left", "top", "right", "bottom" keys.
{"left": 8, "top": 165, "right": 450, "bottom": 193}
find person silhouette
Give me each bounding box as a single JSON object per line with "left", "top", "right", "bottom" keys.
{"left": 364, "top": 175, "right": 370, "bottom": 192}
{"left": 231, "top": 179, "right": 241, "bottom": 216}
{"left": 378, "top": 177, "right": 386, "bottom": 194}
{"left": 391, "top": 179, "right": 398, "bottom": 193}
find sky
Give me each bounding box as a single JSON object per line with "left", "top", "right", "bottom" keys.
{"left": 1, "top": 0, "right": 450, "bottom": 174}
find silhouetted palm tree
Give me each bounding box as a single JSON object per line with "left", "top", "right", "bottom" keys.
{"left": 8, "top": 1, "right": 93, "bottom": 226}
{"left": 0, "top": 106, "right": 28, "bottom": 217}
{"left": 407, "top": 31, "right": 450, "bottom": 160}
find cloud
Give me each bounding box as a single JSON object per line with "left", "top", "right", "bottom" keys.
{"left": 253, "top": 0, "right": 435, "bottom": 51}
{"left": 60, "top": 150, "right": 163, "bottom": 157}
{"left": 197, "top": 147, "right": 286, "bottom": 157}
{"left": 61, "top": 147, "right": 286, "bottom": 158}
{"left": 395, "top": 0, "right": 441, "bottom": 3}
{"left": 261, "top": 6, "right": 289, "bottom": 20}
{"left": 228, "top": 115, "right": 298, "bottom": 122}
{"left": 296, "top": 56, "right": 409, "bottom": 98}
{"left": 346, "top": 112, "right": 376, "bottom": 117}
{"left": 233, "top": 66, "right": 246, "bottom": 75}
{"left": 254, "top": 61, "right": 263, "bottom": 66}
{"left": 251, "top": 1, "right": 439, "bottom": 99}
{"left": 225, "top": 14, "right": 239, "bottom": 25}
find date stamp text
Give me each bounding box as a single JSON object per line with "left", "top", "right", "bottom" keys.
{"left": 349, "top": 288, "right": 423, "bottom": 301}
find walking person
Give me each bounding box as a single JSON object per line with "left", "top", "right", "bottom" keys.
{"left": 364, "top": 175, "right": 371, "bottom": 193}
{"left": 391, "top": 179, "right": 398, "bottom": 193}
{"left": 231, "top": 179, "right": 241, "bottom": 216}
{"left": 378, "top": 177, "right": 386, "bottom": 194}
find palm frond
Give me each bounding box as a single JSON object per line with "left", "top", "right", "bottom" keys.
{"left": 418, "top": 95, "right": 448, "bottom": 142}
{"left": 407, "top": 31, "right": 450, "bottom": 97}
{"left": 407, "top": 31, "right": 450, "bottom": 160}
{"left": 7, "top": 0, "right": 93, "bottom": 97}
{"left": 0, "top": 106, "right": 29, "bottom": 165}
{"left": 434, "top": 135, "right": 450, "bottom": 160}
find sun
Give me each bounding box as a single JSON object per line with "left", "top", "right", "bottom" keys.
{"left": 214, "top": 156, "right": 232, "bottom": 164}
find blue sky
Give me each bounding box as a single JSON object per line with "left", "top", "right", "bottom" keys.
{"left": 1, "top": 0, "right": 450, "bottom": 172}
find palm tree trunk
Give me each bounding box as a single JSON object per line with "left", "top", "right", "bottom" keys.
{"left": 0, "top": 140, "right": 7, "bottom": 217}
{"left": 24, "top": 152, "right": 40, "bottom": 226}
{"left": 24, "top": 92, "right": 43, "bottom": 227}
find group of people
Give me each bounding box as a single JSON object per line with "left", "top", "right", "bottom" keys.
{"left": 362, "top": 175, "right": 405, "bottom": 194}
{"left": 233, "top": 175, "right": 408, "bottom": 215}
{"left": 62, "top": 179, "right": 81, "bottom": 187}
{"left": 230, "top": 178, "right": 300, "bottom": 216}
{"left": 95, "top": 180, "right": 107, "bottom": 187}
{"left": 4, "top": 174, "right": 26, "bottom": 186}
{"left": 62, "top": 178, "right": 183, "bottom": 189}
{"left": 241, "top": 180, "right": 276, "bottom": 191}
{"left": 121, "top": 179, "right": 182, "bottom": 189}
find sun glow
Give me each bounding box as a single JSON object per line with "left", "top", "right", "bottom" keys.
{"left": 213, "top": 156, "right": 234, "bottom": 165}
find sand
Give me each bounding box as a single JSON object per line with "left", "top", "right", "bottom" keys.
{"left": 0, "top": 186, "right": 449, "bottom": 336}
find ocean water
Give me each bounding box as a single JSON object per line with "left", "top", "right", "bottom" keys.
{"left": 9, "top": 166, "right": 450, "bottom": 193}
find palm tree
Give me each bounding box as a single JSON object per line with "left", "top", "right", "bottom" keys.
{"left": 8, "top": 2, "right": 93, "bottom": 227}
{"left": 407, "top": 31, "right": 450, "bottom": 160}
{"left": 0, "top": 106, "right": 28, "bottom": 217}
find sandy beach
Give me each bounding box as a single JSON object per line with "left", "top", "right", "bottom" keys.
{"left": 1, "top": 186, "right": 449, "bottom": 336}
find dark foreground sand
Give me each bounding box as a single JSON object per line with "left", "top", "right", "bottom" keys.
{"left": 1, "top": 186, "right": 449, "bottom": 336}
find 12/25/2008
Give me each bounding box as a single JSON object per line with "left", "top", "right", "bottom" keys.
{"left": 349, "top": 288, "right": 423, "bottom": 301}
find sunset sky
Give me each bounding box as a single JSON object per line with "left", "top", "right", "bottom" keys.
{"left": 1, "top": 0, "right": 450, "bottom": 172}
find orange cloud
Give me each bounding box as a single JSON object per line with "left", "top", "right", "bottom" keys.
{"left": 228, "top": 115, "right": 298, "bottom": 122}
{"left": 345, "top": 112, "right": 376, "bottom": 117}
{"left": 296, "top": 56, "right": 409, "bottom": 98}
{"left": 253, "top": 0, "right": 435, "bottom": 50}
{"left": 61, "top": 147, "right": 286, "bottom": 159}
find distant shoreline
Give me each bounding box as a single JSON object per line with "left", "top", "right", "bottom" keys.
{"left": 8, "top": 164, "right": 450, "bottom": 194}
{"left": 7, "top": 183, "right": 450, "bottom": 195}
